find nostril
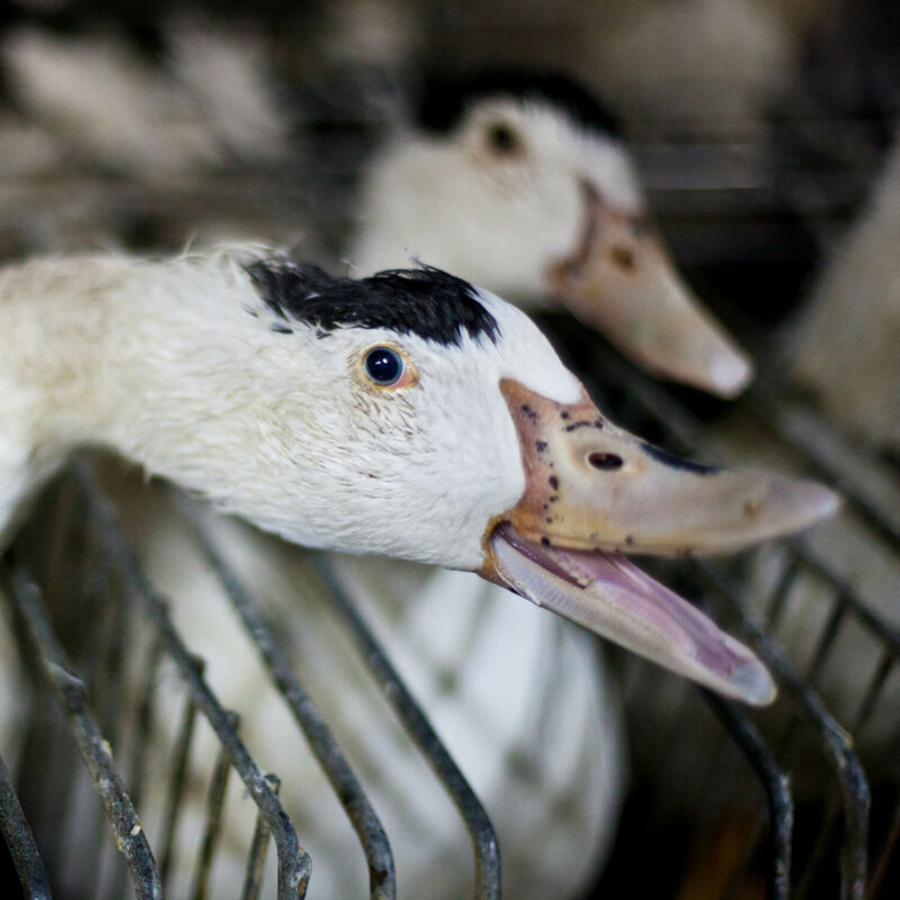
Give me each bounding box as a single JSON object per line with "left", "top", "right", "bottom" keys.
{"left": 608, "top": 246, "right": 636, "bottom": 271}
{"left": 588, "top": 452, "right": 624, "bottom": 471}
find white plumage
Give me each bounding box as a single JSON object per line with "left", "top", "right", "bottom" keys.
{"left": 789, "top": 135, "right": 900, "bottom": 451}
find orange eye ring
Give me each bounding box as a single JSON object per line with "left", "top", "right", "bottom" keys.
{"left": 360, "top": 345, "right": 418, "bottom": 390}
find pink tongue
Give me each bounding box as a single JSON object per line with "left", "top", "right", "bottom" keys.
{"left": 491, "top": 526, "right": 775, "bottom": 705}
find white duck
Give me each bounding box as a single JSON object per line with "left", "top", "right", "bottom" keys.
{"left": 350, "top": 70, "right": 754, "bottom": 398}
{"left": 0, "top": 65, "right": 828, "bottom": 900}
{"left": 0, "top": 247, "right": 836, "bottom": 688}
{"left": 789, "top": 134, "right": 900, "bottom": 453}
{"left": 1, "top": 247, "right": 838, "bottom": 898}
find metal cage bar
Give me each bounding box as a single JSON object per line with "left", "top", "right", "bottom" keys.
{"left": 0, "top": 749, "right": 52, "bottom": 900}
{"left": 4, "top": 565, "right": 163, "bottom": 900}
{"left": 694, "top": 560, "right": 871, "bottom": 900}
{"left": 173, "top": 492, "right": 399, "bottom": 900}
{"left": 698, "top": 690, "right": 794, "bottom": 900}
{"left": 69, "top": 462, "right": 313, "bottom": 900}
{"left": 312, "top": 555, "right": 502, "bottom": 900}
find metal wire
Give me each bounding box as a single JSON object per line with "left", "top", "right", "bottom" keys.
{"left": 695, "top": 561, "right": 871, "bottom": 900}
{"left": 0, "top": 749, "right": 52, "bottom": 900}
{"left": 172, "top": 491, "right": 398, "bottom": 900}
{"left": 70, "top": 463, "right": 313, "bottom": 900}
{"left": 0, "top": 459, "right": 507, "bottom": 900}
{"left": 4, "top": 564, "right": 163, "bottom": 900}
{"left": 312, "top": 554, "right": 502, "bottom": 900}
{"left": 175, "top": 488, "right": 503, "bottom": 899}
{"left": 699, "top": 690, "right": 793, "bottom": 900}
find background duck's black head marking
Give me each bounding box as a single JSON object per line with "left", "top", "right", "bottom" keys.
{"left": 245, "top": 256, "right": 500, "bottom": 348}
{"left": 414, "top": 69, "right": 621, "bottom": 140}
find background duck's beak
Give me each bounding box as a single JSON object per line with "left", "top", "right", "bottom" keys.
{"left": 547, "top": 191, "right": 753, "bottom": 398}
{"left": 479, "top": 380, "right": 840, "bottom": 704}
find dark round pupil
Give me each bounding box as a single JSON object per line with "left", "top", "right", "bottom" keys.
{"left": 489, "top": 124, "right": 517, "bottom": 152}
{"left": 366, "top": 348, "right": 402, "bottom": 385}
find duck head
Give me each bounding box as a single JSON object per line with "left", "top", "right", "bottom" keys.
{"left": 351, "top": 71, "right": 752, "bottom": 398}
{"left": 229, "top": 254, "right": 835, "bottom": 705}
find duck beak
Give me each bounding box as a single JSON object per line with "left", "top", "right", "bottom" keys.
{"left": 546, "top": 186, "right": 753, "bottom": 398}
{"left": 480, "top": 380, "right": 840, "bottom": 704}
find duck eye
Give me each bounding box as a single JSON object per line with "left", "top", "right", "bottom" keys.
{"left": 363, "top": 346, "right": 405, "bottom": 386}
{"left": 486, "top": 122, "right": 519, "bottom": 155}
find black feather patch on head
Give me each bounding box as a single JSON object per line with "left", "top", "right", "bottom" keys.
{"left": 415, "top": 69, "right": 621, "bottom": 139}
{"left": 245, "top": 256, "right": 500, "bottom": 348}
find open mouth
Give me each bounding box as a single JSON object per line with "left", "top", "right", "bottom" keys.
{"left": 489, "top": 523, "right": 776, "bottom": 706}
{"left": 485, "top": 379, "right": 839, "bottom": 705}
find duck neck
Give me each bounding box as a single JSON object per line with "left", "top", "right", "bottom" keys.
{"left": 0, "top": 250, "right": 284, "bottom": 536}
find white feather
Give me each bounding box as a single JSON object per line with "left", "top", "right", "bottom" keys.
{"left": 789, "top": 136, "right": 900, "bottom": 450}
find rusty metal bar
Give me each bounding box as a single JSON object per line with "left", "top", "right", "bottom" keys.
{"left": 0, "top": 749, "right": 53, "bottom": 900}
{"left": 192, "top": 724, "right": 235, "bottom": 900}
{"left": 175, "top": 492, "right": 398, "bottom": 900}
{"left": 71, "top": 462, "right": 312, "bottom": 900}
{"left": 313, "top": 553, "right": 502, "bottom": 900}
{"left": 6, "top": 566, "right": 163, "bottom": 900}
{"left": 241, "top": 774, "right": 281, "bottom": 900}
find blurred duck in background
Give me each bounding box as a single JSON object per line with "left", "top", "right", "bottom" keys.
{"left": 351, "top": 70, "right": 753, "bottom": 397}
{"left": 1, "top": 24, "right": 754, "bottom": 397}
{"left": 788, "top": 137, "right": 900, "bottom": 454}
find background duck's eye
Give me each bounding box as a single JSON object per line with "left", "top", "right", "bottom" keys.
{"left": 486, "top": 122, "right": 519, "bottom": 155}
{"left": 364, "top": 346, "right": 405, "bottom": 386}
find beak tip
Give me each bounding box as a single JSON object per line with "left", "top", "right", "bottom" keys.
{"left": 709, "top": 350, "right": 754, "bottom": 399}
{"left": 728, "top": 659, "right": 778, "bottom": 706}
{"left": 796, "top": 481, "right": 843, "bottom": 526}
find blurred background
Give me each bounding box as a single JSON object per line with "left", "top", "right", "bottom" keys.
{"left": 0, "top": 1, "right": 899, "bottom": 898}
